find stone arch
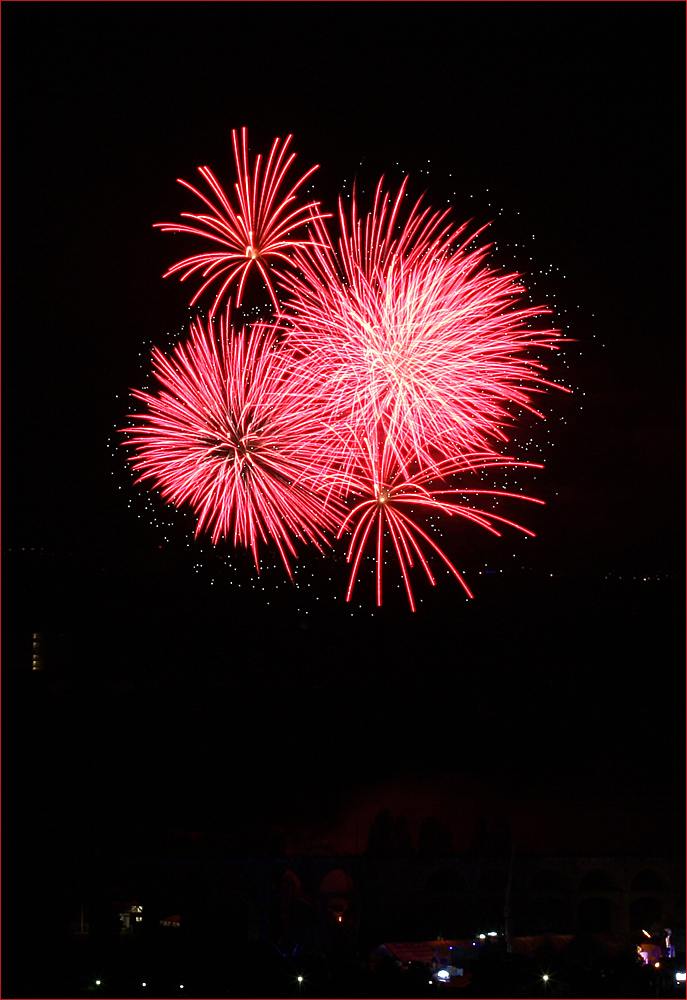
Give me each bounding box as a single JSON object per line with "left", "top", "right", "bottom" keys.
{"left": 631, "top": 869, "right": 664, "bottom": 892}
{"left": 579, "top": 868, "right": 619, "bottom": 891}
{"left": 577, "top": 895, "right": 615, "bottom": 933}
{"left": 319, "top": 869, "right": 354, "bottom": 894}
{"left": 529, "top": 868, "right": 569, "bottom": 892}
{"left": 630, "top": 896, "right": 663, "bottom": 929}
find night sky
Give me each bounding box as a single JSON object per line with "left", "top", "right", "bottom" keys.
{"left": 4, "top": 5, "right": 684, "bottom": 865}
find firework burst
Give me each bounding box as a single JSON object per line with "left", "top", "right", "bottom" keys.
{"left": 155, "top": 128, "right": 327, "bottom": 317}
{"left": 337, "top": 431, "right": 545, "bottom": 611}
{"left": 131, "top": 137, "right": 569, "bottom": 609}
{"left": 123, "top": 309, "right": 344, "bottom": 575}
{"left": 281, "top": 179, "right": 564, "bottom": 472}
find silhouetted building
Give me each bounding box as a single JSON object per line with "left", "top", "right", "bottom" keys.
{"left": 80, "top": 852, "right": 684, "bottom": 954}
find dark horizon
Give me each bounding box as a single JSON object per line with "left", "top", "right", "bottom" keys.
{"left": 7, "top": 543, "right": 683, "bottom": 860}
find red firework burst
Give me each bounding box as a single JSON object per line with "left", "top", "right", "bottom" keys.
{"left": 123, "top": 310, "right": 344, "bottom": 575}
{"left": 133, "top": 139, "right": 570, "bottom": 609}
{"left": 338, "top": 431, "right": 545, "bottom": 611}
{"left": 155, "top": 128, "right": 327, "bottom": 316}
{"left": 282, "top": 179, "right": 565, "bottom": 472}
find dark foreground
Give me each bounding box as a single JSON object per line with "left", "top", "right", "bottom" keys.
{"left": 4, "top": 936, "right": 686, "bottom": 999}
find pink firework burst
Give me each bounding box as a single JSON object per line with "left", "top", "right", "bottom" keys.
{"left": 282, "top": 178, "right": 565, "bottom": 472}
{"left": 155, "top": 128, "right": 328, "bottom": 317}
{"left": 337, "top": 431, "right": 545, "bottom": 611}
{"left": 123, "top": 309, "right": 344, "bottom": 575}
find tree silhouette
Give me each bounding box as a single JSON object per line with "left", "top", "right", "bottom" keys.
{"left": 418, "top": 816, "right": 454, "bottom": 857}
{"left": 365, "top": 810, "right": 413, "bottom": 856}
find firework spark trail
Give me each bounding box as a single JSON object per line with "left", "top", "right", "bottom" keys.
{"left": 123, "top": 309, "right": 345, "bottom": 576}
{"left": 154, "top": 128, "right": 328, "bottom": 317}
{"left": 336, "top": 431, "right": 546, "bottom": 610}
{"left": 280, "top": 180, "right": 564, "bottom": 475}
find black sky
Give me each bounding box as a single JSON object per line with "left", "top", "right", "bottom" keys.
{"left": 3, "top": 5, "right": 684, "bottom": 858}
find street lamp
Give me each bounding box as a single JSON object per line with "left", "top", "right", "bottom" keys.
{"left": 543, "top": 973, "right": 549, "bottom": 997}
